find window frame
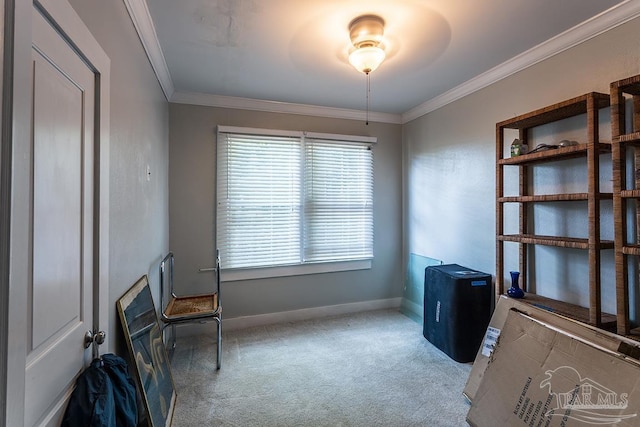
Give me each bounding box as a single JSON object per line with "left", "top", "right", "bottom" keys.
{"left": 216, "top": 126, "right": 376, "bottom": 281}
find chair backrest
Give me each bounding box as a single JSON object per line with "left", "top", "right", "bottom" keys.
{"left": 159, "top": 250, "right": 221, "bottom": 305}
{"left": 159, "top": 252, "right": 175, "bottom": 311}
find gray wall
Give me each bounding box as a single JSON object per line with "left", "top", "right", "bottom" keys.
{"left": 169, "top": 104, "right": 403, "bottom": 319}
{"left": 68, "top": 0, "right": 169, "bottom": 352}
{"left": 403, "top": 16, "right": 640, "bottom": 318}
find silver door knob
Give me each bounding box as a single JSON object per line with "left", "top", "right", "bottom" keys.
{"left": 94, "top": 330, "right": 106, "bottom": 345}
{"left": 84, "top": 330, "right": 106, "bottom": 348}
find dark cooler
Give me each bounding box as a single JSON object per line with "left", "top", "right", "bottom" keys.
{"left": 423, "top": 264, "right": 491, "bottom": 363}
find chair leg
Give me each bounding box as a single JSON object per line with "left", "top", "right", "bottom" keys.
{"left": 161, "top": 323, "right": 168, "bottom": 347}
{"left": 171, "top": 324, "right": 177, "bottom": 350}
{"left": 215, "top": 316, "right": 222, "bottom": 370}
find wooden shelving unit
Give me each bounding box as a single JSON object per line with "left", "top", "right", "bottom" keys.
{"left": 611, "top": 74, "right": 640, "bottom": 336}
{"left": 520, "top": 293, "right": 617, "bottom": 331}
{"left": 496, "top": 92, "right": 614, "bottom": 328}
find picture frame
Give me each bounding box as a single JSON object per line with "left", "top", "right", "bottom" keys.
{"left": 117, "top": 275, "right": 176, "bottom": 427}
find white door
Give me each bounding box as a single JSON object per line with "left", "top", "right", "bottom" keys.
{"left": 24, "top": 6, "right": 98, "bottom": 425}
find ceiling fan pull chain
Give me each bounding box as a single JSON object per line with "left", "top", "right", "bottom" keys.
{"left": 366, "top": 72, "right": 370, "bottom": 125}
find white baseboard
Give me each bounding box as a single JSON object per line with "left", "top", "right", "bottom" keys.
{"left": 400, "top": 298, "right": 423, "bottom": 320}
{"left": 173, "top": 297, "right": 402, "bottom": 337}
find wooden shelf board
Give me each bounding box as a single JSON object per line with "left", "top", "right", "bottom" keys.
{"left": 499, "top": 193, "right": 612, "bottom": 203}
{"left": 613, "top": 75, "right": 640, "bottom": 95}
{"left": 498, "top": 143, "right": 610, "bottom": 165}
{"left": 499, "top": 194, "right": 588, "bottom": 202}
{"left": 617, "top": 131, "right": 640, "bottom": 144}
{"left": 622, "top": 245, "right": 640, "bottom": 256}
{"left": 510, "top": 293, "right": 616, "bottom": 330}
{"left": 621, "top": 190, "right": 640, "bottom": 199}
{"left": 498, "top": 234, "right": 614, "bottom": 249}
{"left": 497, "top": 92, "right": 610, "bottom": 130}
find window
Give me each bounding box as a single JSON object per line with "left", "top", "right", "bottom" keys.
{"left": 217, "top": 126, "right": 374, "bottom": 276}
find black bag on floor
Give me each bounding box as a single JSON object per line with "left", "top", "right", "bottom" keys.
{"left": 62, "top": 353, "right": 137, "bottom": 427}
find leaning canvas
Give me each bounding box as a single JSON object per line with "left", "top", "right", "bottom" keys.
{"left": 117, "top": 275, "right": 176, "bottom": 427}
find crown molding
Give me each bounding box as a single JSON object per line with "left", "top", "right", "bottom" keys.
{"left": 402, "top": 0, "right": 640, "bottom": 124}
{"left": 170, "top": 91, "right": 403, "bottom": 124}
{"left": 123, "top": 0, "right": 174, "bottom": 100}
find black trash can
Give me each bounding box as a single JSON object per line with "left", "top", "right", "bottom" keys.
{"left": 423, "top": 264, "right": 491, "bottom": 363}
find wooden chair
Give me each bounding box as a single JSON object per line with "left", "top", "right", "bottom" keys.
{"left": 160, "top": 250, "right": 222, "bottom": 370}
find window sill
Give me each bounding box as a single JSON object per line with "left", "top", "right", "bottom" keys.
{"left": 221, "top": 259, "right": 372, "bottom": 282}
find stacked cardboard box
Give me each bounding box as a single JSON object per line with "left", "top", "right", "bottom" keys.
{"left": 465, "top": 296, "right": 640, "bottom": 426}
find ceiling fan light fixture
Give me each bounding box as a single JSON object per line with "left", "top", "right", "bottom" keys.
{"left": 347, "top": 14, "right": 387, "bottom": 125}
{"left": 348, "top": 45, "right": 386, "bottom": 74}
{"left": 348, "top": 14, "right": 386, "bottom": 74}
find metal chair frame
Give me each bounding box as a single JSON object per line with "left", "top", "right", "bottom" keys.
{"left": 159, "top": 250, "right": 222, "bottom": 370}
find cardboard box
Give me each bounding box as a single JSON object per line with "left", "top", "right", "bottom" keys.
{"left": 467, "top": 310, "right": 640, "bottom": 427}
{"left": 463, "top": 295, "right": 640, "bottom": 403}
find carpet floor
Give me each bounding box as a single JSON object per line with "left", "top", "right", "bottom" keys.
{"left": 169, "top": 309, "right": 472, "bottom": 426}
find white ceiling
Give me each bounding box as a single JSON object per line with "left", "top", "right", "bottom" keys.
{"left": 137, "top": 0, "right": 637, "bottom": 122}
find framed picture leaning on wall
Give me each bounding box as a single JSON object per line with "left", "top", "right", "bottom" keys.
{"left": 117, "top": 275, "right": 176, "bottom": 427}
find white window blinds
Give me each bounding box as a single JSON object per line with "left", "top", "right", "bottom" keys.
{"left": 217, "top": 127, "right": 374, "bottom": 270}
{"left": 304, "top": 139, "right": 373, "bottom": 262}
{"left": 217, "top": 132, "right": 301, "bottom": 268}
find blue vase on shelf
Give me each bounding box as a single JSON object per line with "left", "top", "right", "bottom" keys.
{"left": 507, "top": 271, "right": 525, "bottom": 298}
